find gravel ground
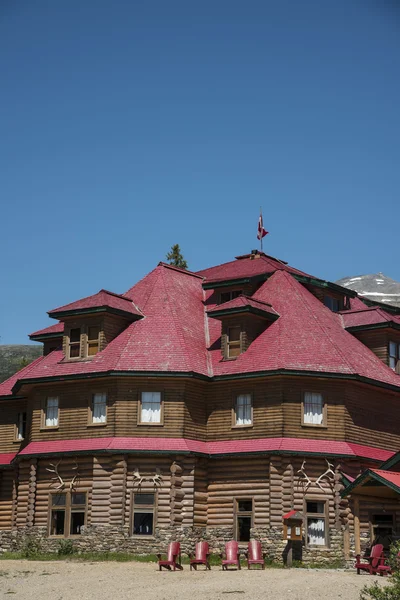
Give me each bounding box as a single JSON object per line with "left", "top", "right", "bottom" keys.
{"left": 0, "top": 560, "right": 388, "bottom": 600}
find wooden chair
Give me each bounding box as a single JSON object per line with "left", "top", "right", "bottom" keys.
{"left": 220, "top": 541, "right": 241, "bottom": 570}
{"left": 355, "top": 544, "right": 384, "bottom": 575}
{"left": 377, "top": 551, "right": 400, "bottom": 576}
{"left": 188, "top": 541, "right": 211, "bottom": 570}
{"left": 157, "top": 542, "right": 183, "bottom": 571}
{"left": 246, "top": 540, "right": 266, "bottom": 570}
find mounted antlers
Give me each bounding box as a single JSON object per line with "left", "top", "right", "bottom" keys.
{"left": 315, "top": 460, "right": 335, "bottom": 491}
{"left": 133, "top": 467, "right": 163, "bottom": 489}
{"left": 69, "top": 460, "right": 80, "bottom": 492}
{"left": 297, "top": 460, "right": 312, "bottom": 492}
{"left": 46, "top": 460, "right": 65, "bottom": 491}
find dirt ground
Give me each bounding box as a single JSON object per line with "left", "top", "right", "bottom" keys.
{"left": 0, "top": 560, "right": 388, "bottom": 600}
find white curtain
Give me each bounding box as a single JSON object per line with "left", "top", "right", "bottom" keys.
{"left": 141, "top": 392, "right": 161, "bottom": 423}
{"left": 236, "top": 394, "right": 252, "bottom": 425}
{"left": 93, "top": 393, "right": 107, "bottom": 423}
{"left": 304, "top": 392, "right": 323, "bottom": 424}
{"left": 46, "top": 397, "right": 59, "bottom": 426}
{"left": 308, "top": 518, "right": 326, "bottom": 545}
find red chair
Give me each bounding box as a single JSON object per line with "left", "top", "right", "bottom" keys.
{"left": 246, "top": 540, "right": 266, "bottom": 570}
{"left": 220, "top": 541, "right": 241, "bottom": 570}
{"left": 377, "top": 551, "right": 400, "bottom": 576}
{"left": 188, "top": 541, "right": 211, "bottom": 570}
{"left": 157, "top": 542, "right": 183, "bottom": 571}
{"left": 355, "top": 544, "right": 384, "bottom": 575}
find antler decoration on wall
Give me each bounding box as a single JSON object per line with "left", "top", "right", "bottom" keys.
{"left": 46, "top": 460, "right": 65, "bottom": 491}
{"left": 297, "top": 460, "right": 312, "bottom": 492}
{"left": 133, "top": 467, "right": 163, "bottom": 489}
{"left": 315, "top": 460, "right": 335, "bottom": 491}
{"left": 69, "top": 460, "right": 81, "bottom": 492}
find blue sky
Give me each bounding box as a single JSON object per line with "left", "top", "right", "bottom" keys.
{"left": 1, "top": 0, "right": 399, "bottom": 344}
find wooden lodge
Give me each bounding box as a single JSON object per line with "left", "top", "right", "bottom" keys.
{"left": 1, "top": 250, "right": 400, "bottom": 563}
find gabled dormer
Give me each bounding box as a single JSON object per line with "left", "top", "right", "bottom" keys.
{"left": 207, "top": 295, "right": 279, "bottom": 359}
{"left": 47, "top": 289, "right": 144, "bottom": 361}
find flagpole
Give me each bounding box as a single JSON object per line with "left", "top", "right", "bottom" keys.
{"left": 260, "top": 206, "right": 263, "bottom": 252}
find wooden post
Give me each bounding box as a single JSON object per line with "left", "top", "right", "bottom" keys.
{"left": 354, "top": 497, "right": 360, "bottom": 555}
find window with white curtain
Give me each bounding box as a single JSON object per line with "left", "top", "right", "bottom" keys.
{"left": 306, "top": 501, "right": 327, "bottom": 546}
{"left": 303, "top": 392, "right": 324, "bottom": 425}
{"left": 234, "top": 394, "right": 252, "bottom": 426}
{"left": 92, "top": 393, "right": 107, "bottom": 424}
{"left": 45, "top": 397, "right": 59, "bottom": 427}
{"left": 140, "top": 392, "right": 162, "bottom": 424}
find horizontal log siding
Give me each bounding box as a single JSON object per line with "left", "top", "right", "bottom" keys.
{"left": 206, "top": 378, "right": 283, "bottom": 441}
{"left": 193, "top": 458, "right": 208, "bottom": 527}
{"left": 344, "top": 381, "right": 400, "bottom": 451}
{"left": 30, "top": 380, "right": 117, "bottom": 441}
{"left": 207, "top": 456, "right": 270, "bottom": 527}
{"left": 351, "top": 330, "right": 389, "bottom": 364}
{"left": 183, "top": 380, "right": 207, "bottom": 440}
{"left": 101, "top": 315, "right": 131, "bottom": 351}
{"left": 0, "top": 400, "right": 27, "bottom": 453}
{"left": 0, "top": 469, "right": 13, "bottom": 530}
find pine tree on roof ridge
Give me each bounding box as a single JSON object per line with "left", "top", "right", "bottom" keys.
{"left": 166, "top": 244, "right": 188, "bottom": 270}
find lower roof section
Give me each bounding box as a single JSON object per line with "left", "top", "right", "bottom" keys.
{"left": 16, "top": 437, "right": 395, "bottom": 462}
{"left": 0, "top": 453, "right": 17, "bottom": 467}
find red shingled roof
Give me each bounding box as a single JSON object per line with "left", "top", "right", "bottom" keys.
{"left": 48, "top": 289, "right": 143, "bottom": 318}
{"left": 30, "top": 322, "right": 64, "bottom": 338}
{"left": 207, "top": 295, "right": 279, "bottom": 319}
{"left": 340, "top": 307, "right": 400, "bottom": 329}
{"left": 370, "top": 469, "right": 400, "bottom": 489}
{"left": 0, "top": 356, "right": 46, "bottom": 397}
{"left": 0, "top": 453, "right": 17, "bottom": 466}
{"left": 17, "top": 437, "right": 394, "bottom": 462}
{"left": 196, "top": 252, "right": 312, "bottom": 283}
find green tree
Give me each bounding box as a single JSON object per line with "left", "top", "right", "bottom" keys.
{"left": 166, "top": 244, "right": 188, "bottom": 270}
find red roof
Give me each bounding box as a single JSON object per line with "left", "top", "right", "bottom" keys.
{"left": 370, "top": 469, "right": 400, "bottom": 489}
{"left": 207, "top": 295, "right": 279, "bottom": 319}
{"left": 48, "top": 289, "right": 143, "bottom": 318}
{"left": 30, "top": 322, "right": 64, "bottom": 338}
{"left": 340, "top": 307, "right": 400, "bottom": 329}
{"left": 196, "top": 252, "right": 312, "bottom": 283}
{"left": 0, "top": 355, "right": 46, "bottom": 397}
{"left": 0, "top": 453, "right": 17, "bottom": 466}
{"left": 17, "top": 437, "right": 395, "bottom": 462}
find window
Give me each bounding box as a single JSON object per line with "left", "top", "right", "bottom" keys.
{"left": 49, "top": 492, "right": 87, "bottom": 537}
{"left": 227, "top": 326, "right": 241, "bottom": 358}
{"left": 87, "top": 326, "right": 100, "bottom": 356}
{"left": 44, "top": 397, "right": 59, "bottom": 427}
{"left": 306, "top": 500, "right": 327, "bottom": 546}
{"left": 323, "top": 296, "right": 340, "bottom": 312}
{"left": 15, "top": 412, "right": 27, "bottom": 441}
{"left": 91, "top": 392, "right": 107, "bottom": 424}
{"left": 303, "top": 392, "right": 325, "bottom": 426}
{"left": 234, "top": 394, "right": 252, "bottom": 427}
{"left": 132, "top": 492, "right": 155, "bottom": 536}
{"left": 389, "top": 342, "right": 400, "bottom": 372}
{"left": 235, "top": 498, "right": 253, "bottom": 542}
{"left": 140, "top": 392, "right": 162, "bottom": 424}
{"left": 220, "top": 290, "right": 243, "bottom": 304}
{"left": 69, "top": 328, "right": 81, "bottom": 358}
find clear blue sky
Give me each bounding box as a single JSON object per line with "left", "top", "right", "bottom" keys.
{"left": 1, "top": 0, "right": 399, "bottom": 344}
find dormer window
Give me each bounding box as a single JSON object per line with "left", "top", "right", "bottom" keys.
{"left": 227, "top": 326, "right": 241, "bottom": 358}
{"left": 87, "top": 326, "right": 100, "bottom": 356}
{"left": 389, "top": 341, "right": 400, "bottom": 373}
{"left": 323, "top": 296, "right": 340, "bottom": 312}
{"left": 220, "top": 290, "right": 243, "bottom": 304}
{"left": 69, "top": 328, "right": 81, "bottom": 358}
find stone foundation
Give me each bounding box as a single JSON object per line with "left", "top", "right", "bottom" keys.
{"left": 0, "top": 524, "right": 345, "bottom": 565}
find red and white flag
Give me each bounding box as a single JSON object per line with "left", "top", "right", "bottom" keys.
{"left": 257, "top": 213, "right": 268, "bottom": 240}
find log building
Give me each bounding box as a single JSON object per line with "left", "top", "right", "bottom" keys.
{"left": 1, "top": 250, "right": 400, "bottom": 563}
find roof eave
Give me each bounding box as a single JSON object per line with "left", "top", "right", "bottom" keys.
{"left": 48, "top": 306, "right": 142, "bottom": 320}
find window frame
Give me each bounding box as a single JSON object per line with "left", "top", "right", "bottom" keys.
{"left": 304, "top": 497, "right": 329, "bottom": 548}
{"left": 67, "top": 327, "right": 82, "bottom": 360}
{"left": 219, "top": 289, "right": 243, "bottom": 305}
{"left": 14, "top": 411, "right": 27, "bottom": 442}
{"left": 137, "top": 391, "right": 164, "bottom": 426}
{"left": 88, "top": 391, "right": 108, "bottom": 427}
{"left": 323, "top": 295, "right": 342, "bottom": 313}
{"left": 388, "top": 341, "right": 400, "bottom": 373}
{"left": 234, "top": 497, "right": 254, "bottom": 542}
{"left": 301, "top": 391, "right": 327, "bottom": 428}
{"left": 130, "top": 490, "right": 157, "bottom": 538}
{"left": 41, "top": 396, "right": 60, "bottom": 430}
{"left": 232, "top": 393, "right": 253, "bottom": 428}
{"left": 226, "top": 325, "right": 242, "bottom": 359}
{"left": 48, "top": 490, "right": 88, "bottom": 538}
{"left": 85, "top": 325, "right": 101, "bottom": 358}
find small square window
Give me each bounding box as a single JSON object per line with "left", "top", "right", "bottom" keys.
{"left": 389, "top": 341, "right": 400, "bottom": 372}
{"left": 323, "top": 296, "right": 340, "bottom": 312}
{"left": 306, "top": 500, "right": 327, "bottom": 547}
{"left": 87, "top": 326, "right": 100, "bottom": 356}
